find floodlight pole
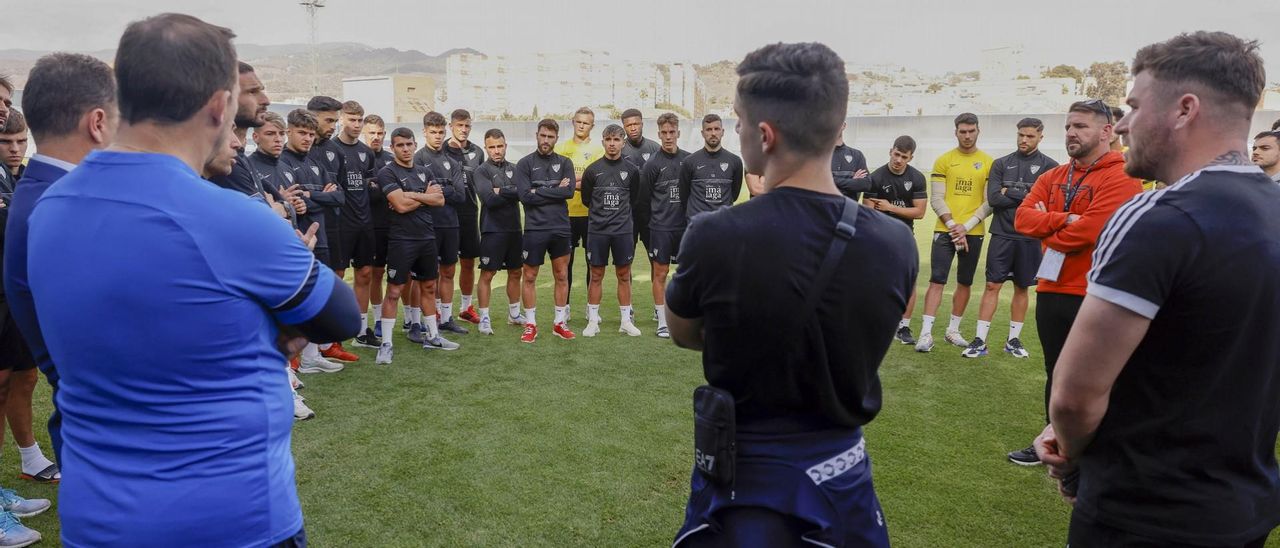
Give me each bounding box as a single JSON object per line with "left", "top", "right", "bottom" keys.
{"left": 300, "top": 0, "right": 326, "bottom": 94}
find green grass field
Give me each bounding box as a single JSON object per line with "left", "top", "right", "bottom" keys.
{"left": 8, "top": 208, "right": 1279, "bottom": 547}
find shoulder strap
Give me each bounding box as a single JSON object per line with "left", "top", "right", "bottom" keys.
{"left": 797, "top": 197, "right": 860, "bottom": 319}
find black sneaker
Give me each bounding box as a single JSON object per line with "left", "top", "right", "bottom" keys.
{"left": 1007, "top": 445, "right": 1041, "bottom": 466}
{"left": 895, "top": 326, "right": 916, "bottom": 345}
{"left": 352, "top": 328, "right": 381, "bottom": 348}
{"left": 439, "top": 320, "right": 470, "bottom": 335}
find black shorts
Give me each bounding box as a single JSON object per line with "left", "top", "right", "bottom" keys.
{"left": 0, "top": 312, "right": 37, "bottom": 372}
{"left": 385, "top": 239, "right": 440, "bottom": 285}
{"left": 479, "top": 232, "right": 523, "bottom": 271}
{"left": 586, "top": 233, "right": 635, "bottom": 267}
{"left": 435, "top": 227, "right": 460, "bottom": 266}
{"left": 324, "top": 227, "right": 344, "bottom": 271}
{"left": 985, "top": 235, "right": 1041, "bottom": 288}
{"left": 372, "top": 227, "right": 390, "bottom": 268}
{"left": 522, "top": 231, "right": 572, "bottom": 266}
{"left": 313, "top": 247, "right": 330, "bottom": 269}
{"left": 336, "top": 224, "right": 375, "bottom": 270}
{"left": 929, "top": 232, "right": 985, "bottom": 286}
{"left": 569, "top": 216, "right": 589, "bottom": 248}
{"left": 458, "top": 216, "right": 481, "bottom": 260}
{"left": 647, "top": 229, "right": 684, "bottom": 265}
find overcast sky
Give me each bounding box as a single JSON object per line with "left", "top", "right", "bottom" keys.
{"left": 4, "top": 0, "right": 1278, "bottom": 80}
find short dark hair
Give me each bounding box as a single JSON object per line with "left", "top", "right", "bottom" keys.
{"left": 892, "top": 135, "right": 916, "bottom": 154}
{"left": 735, "top": 42, "right": 848, "bottom": 154}
{"left": 657, "top": 113, "right": 679, "bottom": 128}
{"left": 537, "top": 118, "right": 559, "bottom": 134}
{"left": 1069, "top": 99, "right": 1113, "bottom": 123}
{"left": 423, "top": 111, "right": 446, "bottom": 127}
{"left": 602, "top": 124, "right": 625, "bottom": 139}
{"left": 115, "top": 13, "right": 238, "bottom": 125}
{"left": 21, "top": 53, "right": 116, "bottom": 141}
{"left": 1254, "top": 130, "right": 1280, "bottom": 141}
{"left": 954, "top": 112, "right": 979, "bottom": 127}
{"left": 390, "top": 127, "right": 415, "bottom": 143}
{"left": 238, "top": 61, "right": 254, "bottom": 74}
{"left": 1, "top": 110, "right": 26, "bottom": 134}
{"left": 1016, "top": 117, "right": 1044, "bottom": 132}
{"left": 1132, "top": 31, "right": 1266, "bottom": 115}
{"left": 701, "top": 114, "right": 721, "bottom": 126}
{"left": 287, "top": 109, "right": 318, "bottom": 132}
{"left": 1271, "top": 118, "right": 1280, "bottom": 131}
{"left": 307, "top": 95, "right": 342, "bottom": 113}
{"left": 362, "top": 114, "right": 384, "bottom": 128}
{"left": 450, "top": 109, "right": 471, "bottom": 122}
{"left": 620, "top": 108, "right": 643, "bottom": 121}
{"left": 1109, "top": 106, "right": 1125, "bottom": 121}
{"left": 484, "top": 128, "right": 505, "bottom": 140}
{"left": 341, "top": 100, "right": 364, "bottom": 117}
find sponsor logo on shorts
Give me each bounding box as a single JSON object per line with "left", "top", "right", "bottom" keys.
{"left": 387, "top": 268, "right": 397, "bottom": 278}
{"left": 521, "top": 250, "right": 529, "bottom": 259}
{"left": 481, "top": 257, "right": 490, "bottom": 266}
{"left": 806, "top": 438, "right": 866, "bottom": 485}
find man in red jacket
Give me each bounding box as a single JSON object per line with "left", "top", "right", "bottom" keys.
{"left": 1009, "top": 100, "right": 1141, "bottom": 465}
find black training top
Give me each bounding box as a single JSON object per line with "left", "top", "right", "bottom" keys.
{"left": 832, "top": 143, "right": 871, "bottom": 200}
{"left": 334, "top": 138, "right": 375, "bottom": 229}
{"left": 308, "top": 138, "right": 346, "bottom": 230}
{"left": 862, "top": 164, "right": 928, "bottom": 228}
{"left": 513, "top": 151, "right": 576, "bottom": 234}
{"left": 1079, "top": 165, "right": 1280, "bottom": 545}
{"left": 621, "top": 136, "right": 661, "bottom": 171}
{"left": 581, "top": 156, "right": 641, "bottom": 235}
{"left": 413, "top": 146, "right": 467, "bottom": 230}
{"left": 638, "top": 148, "right": 689, "bottom": 232}
{"left": 474, "top": 159, "right": 522, "bottom": 234}
{"left": 369, "top": 149, "right": 394, "bottom": 229}
{"left": 987, "top": 149, "right": 1058, "bottom": 240}
{"left": 667, "top": 187, "right": 917, "bottom": 433}
{"left": 280, "top": 148, "right": 341, "bottom": 250}
{"left": 377, "top": 162, "right": 438, "bottom": 242}
{"left": 209, "top": 150, "right": 262, "bottom": 198}
{"left": 680, "top": 148, "right": 743, "bottom": 219}
{"left": 445, "top": 140, "right": 483, "bottom": 218}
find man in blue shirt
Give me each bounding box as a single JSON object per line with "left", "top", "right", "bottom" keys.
{"left": 23, "top": 14, "right": 360, "bottom": 547}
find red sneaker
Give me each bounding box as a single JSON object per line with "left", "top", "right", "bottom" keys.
{"left": 520, "top": 323, "right": 538, "bottom": 343}
{"left": 553, "top": 322, "right": 576, "bottom": 340}
{"left": 459, "top": 305, "right": 481, "bottom": 324}
{"left": 321, "top": 344, "right": 359, "bottom": 363}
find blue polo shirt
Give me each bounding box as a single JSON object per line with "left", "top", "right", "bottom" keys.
{"left": 27, "top": 151, "right": 332, "bottom": 547}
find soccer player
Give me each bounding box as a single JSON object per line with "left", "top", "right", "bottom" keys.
{"left": 963, "top": 118, "right": 1058, "bottom": 360}
{"left": 620, "top": 108, "right": 661, "bottom": 248}
{"left": 1251, "top": 130, "right": 1280, "bottom": 182}
{"left": 445, "top": 109, "right": 484, "bottom": 325}
{"left": 0, "top": 111, "right": 27, "bottom": 181}
{"left": 248, "top": 112, "right": 306, "bottom": 222}
{"left": 554, "top": 107, "right": 605, "bottom": 322}
{"left": 24, "top": 15, "right": 361, "bottom": 545}
{"left": 414, "top": 111, "right": 470, "bottom": 335}
{"left": 515, "top": 119, "right": 578, "bottom": 343}
{"left": 334, "top": 101, "right": 380, "bottom": 349}
{"left": 580, "top": 124, "right": 642, "bottom": 337}
{"left": 376, "top": 127, "right": 458, "bottom": 362}
{"left": 915, "top": 112, "right": 993, "bottom": 352}
{"left": 680, "top": 114, "right": 744, "bottom": 219}
{"left": 362, "top": 115, "right": 394, "bottom": 338}
{"left": 305, "top": 96, "right": 361, "bottom": 362}
{"left": 208, "top": 62, "right": 271, "bottom": 200}
{"left": 832, "top": 121, "right": 870, "bottom": 199}
{"left": 0, "top": 74, "right": 10, "bottom": 127}
{"left": 1012, "top": 100, "right": 1140, "bottom": 466}
{"left": 637, "top": 113, "right": 688, "bottom": 338}
{"left": 668, "top": 42, "right": 913, "bottom": 547}
{"left": 1037, "top": 32, "right": 1280, "bottom": 546}
{"left": 473, "top": 129, "right": 526, "bottom": 335}
{"left": 862, "top": 135, "right": 928, "bottom": 344}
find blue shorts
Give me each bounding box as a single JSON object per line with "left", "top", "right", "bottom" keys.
{"left": 674, "top": 428, "right": 889, "bottom": 548}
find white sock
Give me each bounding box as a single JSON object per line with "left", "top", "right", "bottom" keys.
{"left": 380, "top": 319, "right": 396, "bottom": 345}
{"left": 435, "top": 299, "right": 443, "bottom": 313}
{"left": 525, "top": 307, "right": 537, "bottom": 325}
{"left": 318, "top": 343, "right": 332, "bottom": 350}
{"left": 1009, "top": 321, "right": 1024, "bottom": 341}
{"left": 424, "top": 316, "right": 439, "bottom": 338}
{"left": 976, "top": 320, "right": 991, "bottom": 342}
{"left": 480, "top": 307, "right": 490, "bottom": 321}
{"left": 922, "top": 315, "right": 935, "bottom": 335}
{"left": 360, "top": 313, "right": 367, "bottom": 330}
{"left": 19, "top": 444, "right": 54, "bottom": 477}
{"left": 408, "top": 307, "right": 420, "bottom": 325}
{"left": 948, "top": 314, "right": 963, "bottom": 333}
{"left": 441, "top": 302, "right": 454, "bottom": 323}
{"left": 303, "top": 343, "right": 321, "bottom": 360}
{"left": 509, "top": 303, "right": 521, "bottom": 318}
{"left": 656, "top": 305, "right": 667, "bottom": 328}
{"left": 620, "top": 305, "right": 632, "bottom": 322}
{"left": 587, "top": 304, "right": 601, "bottom": 322}
{"left": 554, "top": 306, "right": 567, "bottom": 325}
{"left": 461, "top": 294, "right": 472, "bottom": 309}
{"left": 899, "top": 318, "right": 910, "bottom": 329}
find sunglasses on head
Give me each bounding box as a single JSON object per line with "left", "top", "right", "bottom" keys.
{"left": 1076, "top": 99, "right": 1114, "bottom": 124}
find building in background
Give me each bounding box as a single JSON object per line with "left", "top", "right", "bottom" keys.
{"left": 341, "top": 75, "right": 437, "bottom": 124}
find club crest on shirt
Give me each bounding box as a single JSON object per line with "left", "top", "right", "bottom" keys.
{"left": 444, "top": 161, "right": 452, "bottom": 170}
{"left": 326, "top": 151, "right": 335, "bottom": 162}
{"left": 310, "top": 166, "right": 320, "bottom": 176}
{"left": 552, "top": 164, "right": 561, "bottom": 173}
{"left": 844, "top": 154, "right": 853, "bottom": 163}
{"left": 387, "top": 268, "right": 397, "bottom": 278}
{"left": 1030, "top": 165, "right": 1041, "bottom": 174}
{"left": 467, "top": 152, "right": 477, "bottom": 160}
{"left": 642, "top": 153, "right": 651, "bottom": 162}
{"left": 904, "top": 181, "right": 913, "bottom": 191}
{"left": 720, "top": 163, "right": 729, "bottom": 172}
{"left": 505, "top": 169, "right": 514, "bottom": 179}
{"left": 973, "top": 162, "right": 983, "bottom": 170}
{"left": 417, "top": 172, "right": 427, "bottom": 182}
{"left": 582, "top": 152, "right": 591, "bottom": 160}
{"left": 620, "top": 172, "right": 629, "bottom": 181}
{"left": 283, "top": 171, "right": 294, "bottom": 183}
{"left": 358, "top": 152, "right": 367, "bottom": 163}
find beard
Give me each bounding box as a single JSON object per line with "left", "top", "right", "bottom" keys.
{"left": 1122, "top": 130, "right": 1169, "bottom": 182}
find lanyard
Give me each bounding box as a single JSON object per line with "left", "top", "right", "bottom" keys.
{"left": 1063, "top": 156, "right": 1101, "bottom": 212}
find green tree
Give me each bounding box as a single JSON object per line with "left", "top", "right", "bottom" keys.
{"left": 1042, "top": 64, "right": 1084, "bottom": 83}
{"left": 927, "top": 82, "right": 943, "bottom": 94}
{"left": 1086, "top": 61, "right": 1129, "bottom": 104}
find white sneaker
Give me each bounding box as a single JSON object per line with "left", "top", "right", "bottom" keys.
{"left": 293, "top": 392, "right": 315, "bottom": 421}
{"left": 298, "top": 356, "right": 343, "bottom": 374}
{"left": 915, "top": 333, "right": 935, "bottom": 353}
{"left": 945, "top": 330, "right": 969, "bottom": 348}
{"left": 479, "top": 317, "right": 494, "bottom": 335}
{"left": 583, "top": 320, "right": 600, "bottom": 337}
{"left": 287, "top": 367, "right": 303, "bottom": 390}
{"left": 656, "top": 325, "right": 670, "bottom": 339}
{"left": 423, "top": 335, "right": 460, "bottom": 350}
{"left": 619, "top": 321, "right": 641, "bottom": 336}
{"left": 508, "top": 313, "right": 527, "bottom": 325}
{"left": 375, "top": 342, "right": 393, "bottom": 365}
